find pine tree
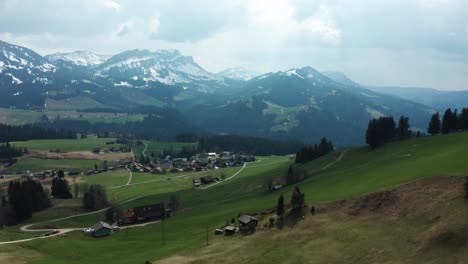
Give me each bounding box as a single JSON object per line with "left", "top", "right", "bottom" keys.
{"left": 442, "top": 108, "right": 454, "bottom": 134}
{"left": 276, "top": 194, "right": 285, "bottom": 218}
{"left": 290, "top": 186, "right": 305, "bottom": 211}
{"left": 427, "top": 112, "right": 441, "bottom": 135}
{"left": 397, "top": 116, "right": 410, "bottom": 140}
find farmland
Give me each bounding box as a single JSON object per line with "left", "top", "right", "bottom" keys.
{"left": 0, "top": 107, "right": 144, "bottom": 125}
{"left": 1, "top": 133, "right": 468, "bottom": 263}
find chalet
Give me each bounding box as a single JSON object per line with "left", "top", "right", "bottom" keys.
{"left": 238, "top": 215, "right": 258, "bottom": 234}
{"left": 224, "top": 225, "right": 236, "bottom": 236}
{"left": 119, "top": 209, "right": 136, "bottom": 225}
{"left": 200, "top": 176, "right": 215, "bottom": 185}
{"left": 192, "top": 179, "right": 201, "bottom": 187}
{"left": 133, "top": 203, "right": 166, "bottom": 222}
{"left": 91, "top": 221, "right": 113, "bottom": 237}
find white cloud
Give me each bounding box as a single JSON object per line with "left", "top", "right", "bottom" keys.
{"left": 150, "top": 17, "right": 160, "bottom": 35}
{"left": 102, "top": 0, "right": 120, "bottom": 11}
{"left": 240, "top": 0, "right": 341, "bottom": 44}
{"left": 115, "top": 18, "right": 135, "bottom": 37}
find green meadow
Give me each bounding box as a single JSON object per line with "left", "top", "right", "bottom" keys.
{"left": 1, "top": 133, "right": 468, "bottom": 263}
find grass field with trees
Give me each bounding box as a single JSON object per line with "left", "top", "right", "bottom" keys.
{"left": 1, "top": 133, "right": 468, "bottom": 263}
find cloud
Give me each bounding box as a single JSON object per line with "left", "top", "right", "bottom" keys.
{"left": 0, "top": 0, "right": 468, "bottom": 90}
{"left": 102, "top": 0, "right": 120, "bottom": 11}
{"left": 115, "top": 18, "right": 135, "bottom": 37}
{"left": 149, "top": 17, "right": 160, "bottom": 37}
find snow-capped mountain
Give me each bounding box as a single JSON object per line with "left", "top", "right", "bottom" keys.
{"left": 94, "top": 49, "right": 224, "bottom": 89}
{"left": 218, "top": 67, "right": 260, "bottom": 81}
{"left": 0, "top": 40, "right": 56, "bottom": 87}
{"left": 45, "top": 51, "right": 109, "bottom": 67}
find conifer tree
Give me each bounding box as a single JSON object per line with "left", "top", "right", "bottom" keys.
{"left": 428, "top": 112, "right": 441, "bottom": 135}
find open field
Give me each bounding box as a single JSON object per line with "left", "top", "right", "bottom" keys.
{"left": 11, "top": 136, "right": 122, "bottom": 152}
{"left": 7, "top": 158, "right": 105, "bottom": 174}
{"left": 0, "top": 107, "right": 144, "bottom": 125}
{"left": 1, "top": 133, "right": 468, "bottom": 263}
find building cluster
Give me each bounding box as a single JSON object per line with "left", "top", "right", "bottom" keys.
{"left": 215, "top": 215, "right": 259, "bottom": 236}
{"left": 84, "top": 203, "right": 169, "bottom": 238}
{"left": 92, "top": 145, "right": 130, "bottom": 155}
{"left": 129, "top": 152, "right": 256, "bottom": 174}
{"left": 84, "top": 164, "right": 125, "bottom": 176}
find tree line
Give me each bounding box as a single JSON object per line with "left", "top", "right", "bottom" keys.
{"left": 197, "top": 135, "right": 304, "bottom": 156}
{"left": 295, "top": 137, "right": 334, "bottom": 164}
{"left": 0, "top": 123, "right": 76, "bottom": 143}
{"left": 5, "top": 180, "right": 51, "bottom": 223}
{"left": 0, "top": 142, "right": 27, "bottom": 159}
{"left": 428, "top": 108, "right": 468, "bottom": 135}
{"left": 51, "top": 171, "right": 73, "bottom": 199}
{"left": 365, "top": 116, "right": 411, "bottom": 148}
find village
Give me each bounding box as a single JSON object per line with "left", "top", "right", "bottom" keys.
{"left": 127, "top": 151, "right": 255, "bottom": 175}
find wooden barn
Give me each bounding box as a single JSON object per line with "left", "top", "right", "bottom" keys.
{"left": 133, "top": 203, "right": 166, "bottom": 222}
{"left": 200, "top": 176, "right": 215, "bottom": 185}
{"left": 238, "top": 215, "right": 258, "bottom": 234}
{"left": 119, "top": 209, "right": 136, "bottom": 225}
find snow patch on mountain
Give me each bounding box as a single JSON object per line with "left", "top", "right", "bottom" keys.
{"left": 45, "top": 51, "right": 108, "bottom": 67}
{"left": 218, "top": 67, "right": 260, "bottom": 80}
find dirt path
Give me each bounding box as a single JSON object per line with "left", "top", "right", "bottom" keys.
{"left": 321, "top": 150, "right": 348, "bottom": 170}
{"left": 125, "top": 168, "right": 133, "bottom": 186}
{"left": 142, "top": 142, "right": 149, "bottom": 157}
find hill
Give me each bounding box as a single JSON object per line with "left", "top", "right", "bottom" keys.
{"left": 367, "top": 86, "right": 468, "bottom": 111}
{"left": 1, "top": 132, "right": 468, "bottom": 263}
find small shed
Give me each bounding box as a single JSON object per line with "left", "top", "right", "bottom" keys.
{"left": 192, "top": 179, "right": 202, "bottom": 187}
{"left": 224, "top": 225, "right": 236, "bottom": 236}
{"left": 91, "top": 221, "right": 113, "bottom": 237}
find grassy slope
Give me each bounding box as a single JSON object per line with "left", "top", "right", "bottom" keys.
{"left": 1, "top": 133, "right": 468, "bottom": 263}
{"left": 11, "top": 136, "right": 121, "bottom": 152}
{"left": 8, "top": 158, "right": 101, "bottom": 173}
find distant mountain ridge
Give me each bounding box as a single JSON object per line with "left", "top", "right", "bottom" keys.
{"left": 45, "top": 51, "right": 109, "bottom": 67}
{"left": 0, "top": 40, "right": 443, "bottom": 146}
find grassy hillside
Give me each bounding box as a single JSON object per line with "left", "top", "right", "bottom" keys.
{"left": 1, "top": 133, "right": 468, "bottom": 263}
{"left": 11, "top": 136, "right": 121, "bottom": 152}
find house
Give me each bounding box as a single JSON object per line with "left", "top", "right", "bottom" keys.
{"left": 22, "top": 170, "right": 33, "bottom": 178}
{"left": 192, "top": 179, "right": 201, "bottom": 187}
{"left": 224, "top": 225, "right": 236, "bottom": 236}
{"left": 119, "top": 209, "right": 136, "bottom": 225}
{"left": 91, "top": 221, "right": 113, "bottom": 237}
{"left": 238, "top": 215, "right": 258, "bottom": 234}
{"left": 133, "top": 203, "right": 166, "bottom": 222}
{"left": 200, "top": 176, "right": 215, "bottom": 185}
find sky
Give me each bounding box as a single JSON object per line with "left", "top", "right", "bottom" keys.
{"left": 0, "top": 0, "right": 467, "bottom": 90}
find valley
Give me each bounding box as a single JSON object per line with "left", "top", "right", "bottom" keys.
{"left": 1, "top": 131, "right": 468, "bottom": 263}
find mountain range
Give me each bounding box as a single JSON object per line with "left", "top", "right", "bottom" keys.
{"left": 0, "top": 39, "right": 455, "bottom": 146}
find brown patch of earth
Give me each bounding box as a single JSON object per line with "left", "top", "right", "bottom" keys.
{"left": 28, "top": 150, "right": 132, "bottom": 162}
